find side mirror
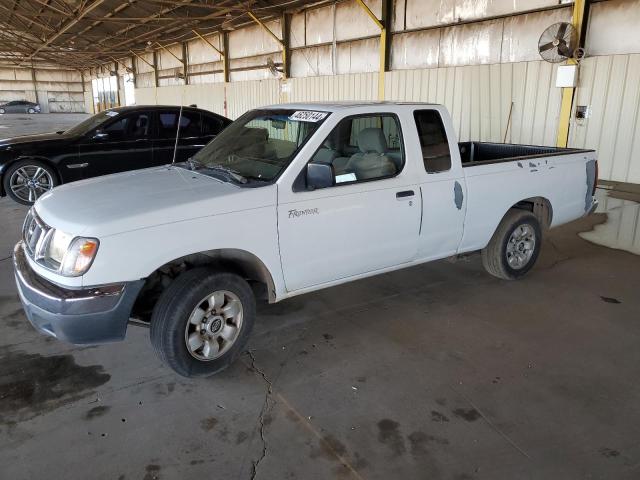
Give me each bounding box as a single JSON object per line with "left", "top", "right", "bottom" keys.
{"left": 92, "top": 130, "right": 109, "bottom": 141}
{"left": 306, "top": 163, "right": 334, "bottom": 190}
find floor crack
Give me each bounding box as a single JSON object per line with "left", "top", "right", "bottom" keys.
{"left": 246, "top": 350, "right": 275, "bottom": 480}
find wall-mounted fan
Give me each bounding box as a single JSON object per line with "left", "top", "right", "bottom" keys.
{"left": 538, "top": 22, "right": 578, "bottom": 63}
{"left": 267, "top": 57, "right": 283, "bottom": 77}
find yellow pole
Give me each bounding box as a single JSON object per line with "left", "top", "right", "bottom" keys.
{"left": 355, "top": 0, "right": 386, "bottom": 100}
{"left": 556, "top": 0, "right": 586, "bottom": 147}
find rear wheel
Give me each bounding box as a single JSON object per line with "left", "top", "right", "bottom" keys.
{"left": 482, "top": 209, "right": 542, "bottom": 280}
{"left": 150, "top": 268, "right": 255, "bottom": 377}
{"left": 3, "top": 160, "right": 58, "bottom": 205}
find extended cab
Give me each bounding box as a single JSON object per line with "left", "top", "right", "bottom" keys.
{"left": 13, "top": 102, "right": 598, "bottom": 377}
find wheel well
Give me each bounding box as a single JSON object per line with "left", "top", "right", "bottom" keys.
{"left": 131, "top": 249, "right": 276, "bottom": 322}
{"left": 511, "top": 196, "right": 553, "bottom": 229}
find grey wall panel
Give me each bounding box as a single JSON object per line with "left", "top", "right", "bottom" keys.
{"left": 391, "top": 30, "right": 441, "bottom": 70}
{"left": 586, "top": 0, "right": 640, "bottom": 56}
{"left": 571, "top": 54, "right": 640, "bottom": 184}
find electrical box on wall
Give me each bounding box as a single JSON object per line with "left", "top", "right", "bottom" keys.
{"left": 556, "top": 65, "right": 578, "bottom": 88}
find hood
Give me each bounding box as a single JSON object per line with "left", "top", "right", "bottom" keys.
{"left": 0, "top": 131, "right": 73, "bottom": 147}
{"left": 34, "top": 166, "right": 276, "bottom": 238}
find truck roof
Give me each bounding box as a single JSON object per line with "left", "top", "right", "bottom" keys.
{"left": 263, "top": 101, "right": 440, "bottom": 112}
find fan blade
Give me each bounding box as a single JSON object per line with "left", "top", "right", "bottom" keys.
{"left": 556, "top": 23, "right": 568, "bottom": 41}
{"left": 539, "top": 42, "right": 556, "bottom": 53}
{"left": 558, "top": 41, "right": 572, "bottom": 58}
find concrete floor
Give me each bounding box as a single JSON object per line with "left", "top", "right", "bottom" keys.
{"left": 1, "top": 114, "right": 640, "bottom": 479}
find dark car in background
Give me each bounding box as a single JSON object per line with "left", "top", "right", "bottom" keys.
{"left": 0, "top": 105, "right": 232, "bottom": 204}
{"left": 0, "top": 101, "right": 41, "bottom": 114}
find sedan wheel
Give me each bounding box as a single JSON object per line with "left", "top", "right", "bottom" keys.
{"left": 27, "top": 108, "right": 35, "bottom": 114}
{"left": 0, "top": 108, "right": 5, "bottom": 114}
{"left": 8, "top": 164, "right": 54, "bottom": 204}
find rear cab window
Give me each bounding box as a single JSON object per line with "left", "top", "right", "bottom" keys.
{"left": 413, "top": 110, "right": 451, "bottom": 173}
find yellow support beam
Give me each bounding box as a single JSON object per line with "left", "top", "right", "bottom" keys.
{"left": 355, "top": 0, "right": 386, "bottom": 100}
{"left": 556, "top": 0, "right": 587, "bottom": 147}
{"left": 247, "top": 10, "right": 288, "bottom": 79}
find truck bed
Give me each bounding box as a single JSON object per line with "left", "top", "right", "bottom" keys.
{"left": 458, "top": 142, "right": 593, "bottom": 166}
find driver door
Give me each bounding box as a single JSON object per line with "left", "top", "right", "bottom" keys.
{"left": 79, "top": 111, "right": 155, "bottom": 177}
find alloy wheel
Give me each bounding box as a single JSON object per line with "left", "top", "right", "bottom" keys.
{"left": 9, "top": 165, "right": 54, "bottom": 203}
{"left": 184, "top": 290, "right": 244, "bottom": 361}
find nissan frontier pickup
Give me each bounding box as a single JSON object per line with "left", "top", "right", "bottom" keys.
{"left": 13, "top": 102, "right": 598, "bottom": 377}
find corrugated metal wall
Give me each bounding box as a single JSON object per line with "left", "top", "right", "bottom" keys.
{"left": 136, "top": 60, "right": 560, "bottom": 148}
{"left": 570, "top": 54, "right": 640, "bottom": 184}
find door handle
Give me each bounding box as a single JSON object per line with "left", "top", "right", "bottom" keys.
{"left": 396, "top": 190, "right": 415, "bottom": 198}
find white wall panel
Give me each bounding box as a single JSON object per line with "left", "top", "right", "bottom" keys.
{"left": 336, "top": 38, "right": 380, "bottom": 74}
{"left": 385, "top": 60, "right": 561, "bottom": 144}
{"left": 305, "top": 5, "right": 335, "bottom": 45}
{"left": 391, "top": 30, "right": 440, "bottom": 70}
{"left": 571, "top": 54, "right": 640, "bottom": 184}
{"left": 188, "top": 34, "right": 222, "bottom": 64}
{"left": 501, "top": 7, "right": 572, "bottom": 63}
{"left": 439, "top": 19, "right": 503, "bottom": 67}
{"left": 335, "top": 0, "right": 381, "bottom": 42}
{"left": 586, "top": 0, "right": 640, "bottom": 56}
{"left": 229, "top": 19, "right": 282, "bottom": 59}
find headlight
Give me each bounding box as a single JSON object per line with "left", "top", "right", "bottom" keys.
{"left": 46, "top": 229, "right": 74, "bottom": 264}
{"left": 60, "top": 237, "right": 99, "bottom": 277}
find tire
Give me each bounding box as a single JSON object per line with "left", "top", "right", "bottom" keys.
{"left": 0, "top": 108, "right": 5, "bottom": 114}
{"left": 150, "top": 268, "right": 256, "bottom": 377}
{"left": 27, "top": 108, "right": 35, "bottom": 114}
{"left": 481, "top": 209, "right": 542, "bottom": 280}
{"left": 3, "top": 159, "right": 58, "bottom": 205}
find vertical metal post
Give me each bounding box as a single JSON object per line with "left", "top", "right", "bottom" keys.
{"left": 131, "top": 55, "right": 137, "bottom": 89}
{"left": 182, "top": 42, "right": 189, "bottom": 85}
{"left": 556, "top": 0, "right": 587, "bottom": 147}
{"left": 222, "top": 32, "right": 230, "bottom": 83}
{"left": 152, "top": 50, "right": 159, "bottom": 88}
{"left": 31, "top": 67, "right": 40, "bottom": 107}
{"left": 282, "top": 12, "right": 291, "bottom": 79}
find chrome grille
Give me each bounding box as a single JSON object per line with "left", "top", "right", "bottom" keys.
{"left": 22, "top": 209, "right": 52, "bottom": 260}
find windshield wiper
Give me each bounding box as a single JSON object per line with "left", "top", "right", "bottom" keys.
{"left": 186, "top": 158, "right": 248, "bottom": 184}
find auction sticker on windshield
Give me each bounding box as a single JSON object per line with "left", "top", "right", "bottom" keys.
{"left": 289, "top": 111, "right": 328, "bottom": 122}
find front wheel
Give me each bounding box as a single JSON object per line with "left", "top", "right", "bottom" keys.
{"left": 0, "top": 108, "right": 5, "bottom": 114}
{"left": 150, "top": 268, "right": 256, "bottom": 377}
{"left": 27, "top": 108, "right": 35, "bottom": 114}
{"left": 3, "top": 160, "right": 58, "bottom": 205}
{"left": 482, "top": 209, "right": 542, "bottom": 280}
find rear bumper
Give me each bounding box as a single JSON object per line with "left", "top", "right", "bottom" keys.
{"left": 13, "top": 242, "right": 144, "bottom": 344}
{"left": 585, "top": 198, "right": 599, "bottom": 216}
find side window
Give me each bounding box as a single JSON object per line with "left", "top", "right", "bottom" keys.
{"left": 202, "top": 115, "right": 224, "bottom": 136}
{"left": 309, "top": 114, "right": 404, "bottom": 185}
{"left": 103, "top": 113, "right": 150, "bottom": 140}
{"left": 414, "top": 110, "right": 451, "bottom": 173}
{"left": 158, "top": 111, "right": 201, "bottom": 138}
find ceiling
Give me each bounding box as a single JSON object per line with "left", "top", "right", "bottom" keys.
{"left": 0, "top": 0, "right": 326, "bottom": 70}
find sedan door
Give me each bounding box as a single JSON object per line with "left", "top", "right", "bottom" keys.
{"left": 78, "top": 111, "right": 155, "bottom": 177}
{"left": 152, "top": 110, "right": 206, "bottom": 165}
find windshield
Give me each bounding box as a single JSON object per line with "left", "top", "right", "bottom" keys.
{"left": 65, "top": 110, "right": 120, "bottom": 136}
{"left": 187, "top": 108, "right": 329, "bottom": 184}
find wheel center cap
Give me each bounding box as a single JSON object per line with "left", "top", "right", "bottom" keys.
{"left": 206, "top": 316, "right": 224, "bottom": 334}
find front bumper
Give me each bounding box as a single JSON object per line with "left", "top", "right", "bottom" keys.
{"left": 13, "top": 242, "right": 144, "bottom": 344}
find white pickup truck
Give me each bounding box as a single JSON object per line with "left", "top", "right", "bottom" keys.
{"left": 13, "top": 102, "right": 598, "bottom": 377}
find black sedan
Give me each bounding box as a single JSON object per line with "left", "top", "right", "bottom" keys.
{"left": 0, "top": 100, "right": 41, "bottom": 114}
{"left": 0, "top": 105, "right": 231, "bottom": 205}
